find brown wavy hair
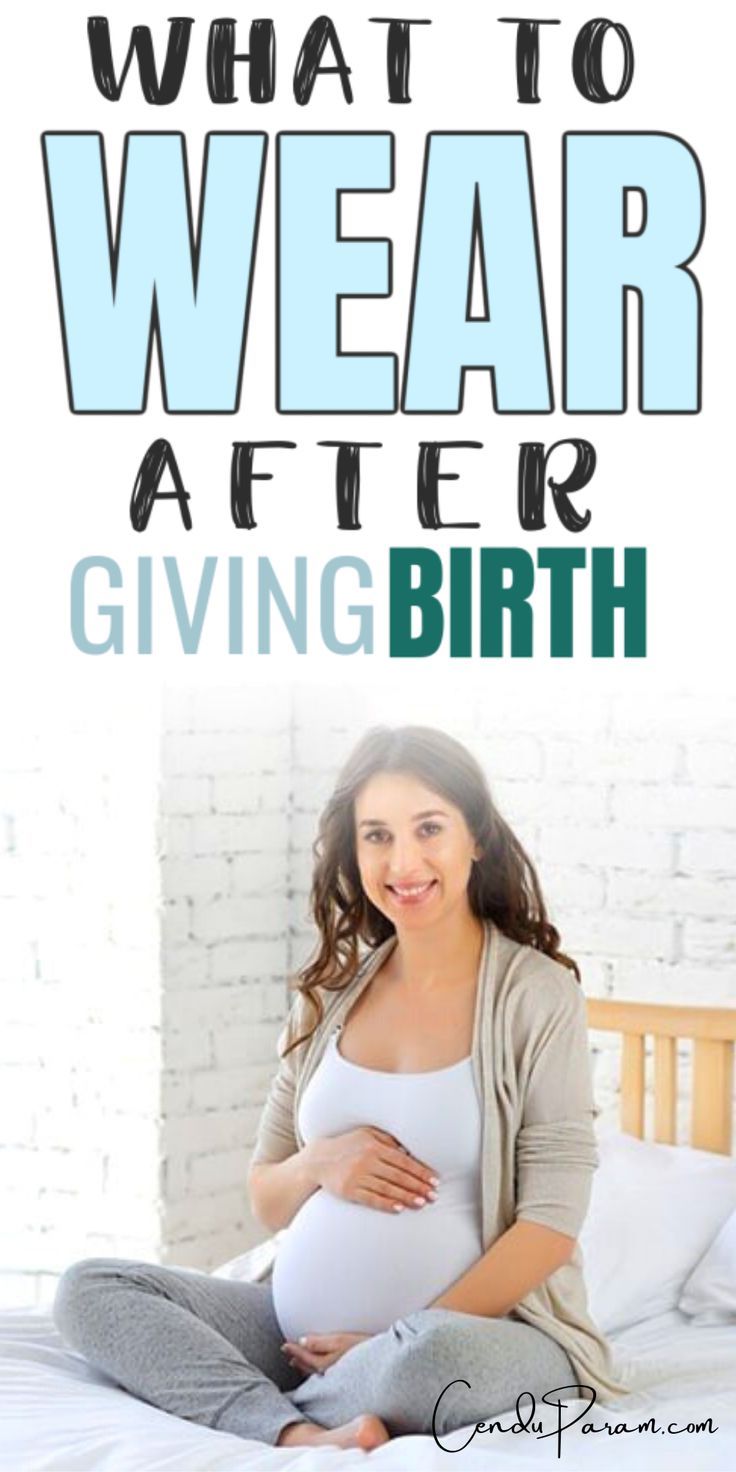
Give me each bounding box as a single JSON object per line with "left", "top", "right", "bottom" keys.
{"left": 283, "top": 724, "right": 579, "bottom": 1056}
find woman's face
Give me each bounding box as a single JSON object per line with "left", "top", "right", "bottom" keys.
{"left": 354, "top": 770, "right": 480, "bottom": 932}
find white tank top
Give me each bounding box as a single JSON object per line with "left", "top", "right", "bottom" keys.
{"left": 271, "top": 1028, "right": 483, "bottom": 1341}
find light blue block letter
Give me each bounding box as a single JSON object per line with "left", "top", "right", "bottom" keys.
{"left": 565, "top": 134, "right": 703, "bottom": 412}
{"left": 403, "top": 134, "right": 551, "bottom": 413}
{"left": 43, "top": 132, "right": 266, "bottom": 412}
{"left": 278, "top": 134, "right": 396, "bottom": 412}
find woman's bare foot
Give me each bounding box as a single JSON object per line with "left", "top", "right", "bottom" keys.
{"left": 277, "top": 1414, "right": 390, "bottom": 1451}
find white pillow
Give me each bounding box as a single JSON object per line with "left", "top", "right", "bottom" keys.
{"left": 678, "top": 1205, "right": 736, "bottom": 1323}
{"left": 580, "top": 1131, "right": 736, "bottom": 1334}
{"left": 212, "top": 1234, "right": 281, "bottom": 1282}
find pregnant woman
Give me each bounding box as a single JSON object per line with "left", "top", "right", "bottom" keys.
{"left": 54, "top": 725, "right": 630, "bottom": 1451}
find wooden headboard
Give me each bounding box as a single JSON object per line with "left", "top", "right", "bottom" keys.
{"left": 586, "top": 998, "right": 736, "bottom": 1156}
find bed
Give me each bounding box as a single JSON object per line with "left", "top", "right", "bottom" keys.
{"left": 2, "top": 997, "right": 735, "bottom": 1471}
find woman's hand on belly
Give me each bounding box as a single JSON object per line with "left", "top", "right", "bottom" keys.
{"left": 281, "top": 1331, "right": 373, "bottom": 1374}
{"left": 306, "top": 1126, "right": 439, "bottom": 1212}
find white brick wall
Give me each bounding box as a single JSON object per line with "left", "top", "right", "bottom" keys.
{"left": 2, "top": 681, "right": 735, "bottom": 1306}
{"left": 158, "top": 686, "right": 293, "bottom": 1273}
{"left": 0, "top": 697, "right": 163, "bottom": 1307}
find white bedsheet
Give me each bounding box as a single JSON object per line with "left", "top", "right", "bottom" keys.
{"left": 1, "top": 1305, "right": 735, "bottom": 1471}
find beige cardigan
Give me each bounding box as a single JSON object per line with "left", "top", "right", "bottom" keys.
{"left": 250, "top": 921, "right": 634, "bottom": 1402}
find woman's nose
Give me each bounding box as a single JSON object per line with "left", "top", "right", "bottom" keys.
{"left": 387, "top": 834, "right": 423, "bottom": 875}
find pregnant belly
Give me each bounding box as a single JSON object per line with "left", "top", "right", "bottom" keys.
{"left": 271, "top": 1187, "right": 483, "bottom": 1342}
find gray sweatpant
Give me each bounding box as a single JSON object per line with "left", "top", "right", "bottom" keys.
{"left": 53, "top": 1257, "right": 578, "bottom": 1446}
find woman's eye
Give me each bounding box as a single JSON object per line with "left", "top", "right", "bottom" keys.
{"left": 364, "top": 828, "right": 390, "bottom": 844}
{"left": 418, "top": 821, "right": 442, "bottom": 838}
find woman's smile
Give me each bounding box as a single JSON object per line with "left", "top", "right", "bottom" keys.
{"left": 384, "top": 878, "right": 439, "bottom": 908}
